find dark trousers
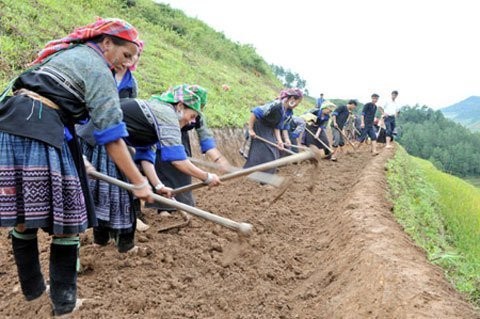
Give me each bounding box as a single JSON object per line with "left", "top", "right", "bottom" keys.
{"left": 357, "top": 126, "right": 377, "bottom": 142}
{"left": 332, "top": 127, "right": 345, "bottom": 148}
{"left": 93, "top": 218, "right": 136, "bottom": 253}
{"left": 384, "top": 116, "right": 396, "bottom": 139}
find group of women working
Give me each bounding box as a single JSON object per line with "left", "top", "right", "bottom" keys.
{"left": 0, "top": 16, "right": 310, "bottom": 316}
{"left": 242, "top": 88, "right": 351, "bottom": 168}
{"left": 0, "top": 18, "right": 228, "bottom": 316}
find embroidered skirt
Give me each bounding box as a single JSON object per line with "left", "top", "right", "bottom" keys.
{"left": 0, "top": 132, "right": 89, "bottom": 234}
{"left": 80, "top": 140, "right": 134, "bottom": 231}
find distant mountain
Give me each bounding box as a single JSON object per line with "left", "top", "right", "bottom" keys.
{"left": 441, "top": 96, "right": 480, "bottom": 131}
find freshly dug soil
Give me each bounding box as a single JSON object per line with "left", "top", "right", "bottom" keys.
{"left": 0, "top": 134, "right": 478, "bottom": 318}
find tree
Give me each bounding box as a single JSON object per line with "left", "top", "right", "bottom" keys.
{"left": 270, "top": 64, "right": 307, "bottom": 90}
{"left": 397, "top": 105, "right": 480, "bottom": 177}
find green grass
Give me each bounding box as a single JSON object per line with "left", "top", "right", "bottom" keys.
{"left": 387, "top": 146, "right": 480, "bottom": 305}
{"left": 464, "top": 177, "right": 480, "bottom": 188}
{"left": 0, "top": 0, "right": 314, "bottom": 128}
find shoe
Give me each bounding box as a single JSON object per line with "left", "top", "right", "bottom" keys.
{"left": 159, "top": 211, "right": 172, "bottom": 218}
{"left": 330, "top": 156, "right": 337, "bottom": 162}
{"left": 54, "top": 298, "right": 85, "bottom": 318}
{"left": 136, "top": 218, "right": 150, "bottom": 232}
{"left": 126, "top": 246, "right": 139, "bottom": 255}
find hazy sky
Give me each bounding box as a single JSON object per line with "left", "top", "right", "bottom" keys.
{"left": 159, "top": 0, "right": 479, "bottom": 109}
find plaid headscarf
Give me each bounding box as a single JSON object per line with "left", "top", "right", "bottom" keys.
{"left": 279, "top": 88, "right": 304, "bottom": 100}
{"left": 129, "top": 39, "right": 144, "bottom": 71}
{"left": 30, "top": 17, "right": 141, "bottom": 65}
{"left": 151, "top": 84, "right": 201, "bottom": 112}
{"left": 320, "top": 101, "right": 336, "bottom": 110}
{"left": 185, "top": 84, "right": 208, "bottom": 107}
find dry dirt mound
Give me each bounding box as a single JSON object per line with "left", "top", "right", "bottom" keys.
{"left": 0, "top": 143, "right": 478, "bottom": 318}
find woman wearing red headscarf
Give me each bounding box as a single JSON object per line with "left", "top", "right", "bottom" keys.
{"left": 243, "top": 88, "right": 303, "bottom": 173}
{"left": 0, "top": 18, "right": 152, "bottom": 316}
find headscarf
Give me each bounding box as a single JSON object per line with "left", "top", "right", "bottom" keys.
{"left": 129, "top": 39, "right": 144, "bottom": 71}
{"left": 30, "top": 17, "right": 141, "bottom": 65}
{"left": 151, "top": 84, "right": 201, "bottom": 112}
{"left": 279, "top": 88, "right": 304, "bottom": 100}
{"left": 320, "top": 101, "right": 336, "bottom": 110}
{"left": 186, "top": 84, "right": 208, "bottom": 107}
{"left": 300, "top": 112, "right": 318, "bottom": 125}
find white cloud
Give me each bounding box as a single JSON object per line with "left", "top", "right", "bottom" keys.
{"left": 158, "top": 0, "right": 480, "bottom": 108}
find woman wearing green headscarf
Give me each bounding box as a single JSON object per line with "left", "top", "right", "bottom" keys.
{"left": 78, "top": 84, "right": 221, "bottom": 251}
{"left": 147, "top": 84, "right": 230, "bottom": 213}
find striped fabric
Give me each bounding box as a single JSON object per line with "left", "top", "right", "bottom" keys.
{"left": 151, "top": 84, "right": 201, "bottom": 112}
{"left": 80, "top": 141, "right": 134, "bottom": 231}
{"left": 31, "top": 17, "right": 141, "bottom": 65}
{"left": 278, "top": 88, "right": 304, "bottom": 100}
{"left": 186, "top": 84, "right": 208, "bottom": 107}
{"left": 0, "top": 132, "right": 88, "bottom": 234}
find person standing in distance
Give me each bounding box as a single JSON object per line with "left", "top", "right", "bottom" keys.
{"left": 316, "top": 93, "right": 325, "bottom": 109}
{"left": 379, "top": 90, "right": 399, "bottom": 148}
{"left": 357, "top": 93, "right": 380, "bottom": 155}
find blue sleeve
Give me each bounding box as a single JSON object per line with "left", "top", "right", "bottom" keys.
{"left": 93, "top": 122, "right": 129, "bottom": 145}
{"left": 200, "top": 137, "right": 216, "bottom": 153}
{"left": 160, "top": 145, "right": 187, "bottom": 161}
{"left": 279, "top": 109, "right": 293, "bottom": 130}
{"left": 64, "top": 127, "right": 73, "bottom": 142}
{"left": 320, "top": 115, "right": 330, "bottom": 128}
{"left": 279, "top": 121, "right": 290, "bottom": 130}
{"left": 252, "top": 107, "right": 264, "bottom": 119}
{"left": 134, "top": 147, "right": 156, "bottom": 164}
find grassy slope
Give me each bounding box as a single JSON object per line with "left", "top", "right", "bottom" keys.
{"left": 0, "top": 0, "right": 313, "bottom": 127}
{"left": 387, "top": 146, "right": 480, "bottom": 305}
{"left": 465, "top": 177, "right": 480, "bottom": 188}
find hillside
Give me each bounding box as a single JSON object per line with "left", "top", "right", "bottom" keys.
{"left": 387, "top": 146, "right": 480, "bottom": 304}
{"left": 441, "top": 96, "right": 480, "bottom": 131}
{"left": 397, "top": 106, "right": 480, "bottom": 177}
{"left": 0, "top": 0, "right": 313, "bottom": 127}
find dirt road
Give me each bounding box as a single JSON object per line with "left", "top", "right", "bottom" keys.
{"left": 0, "top": 139, "right": 478, "bottom": 318}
